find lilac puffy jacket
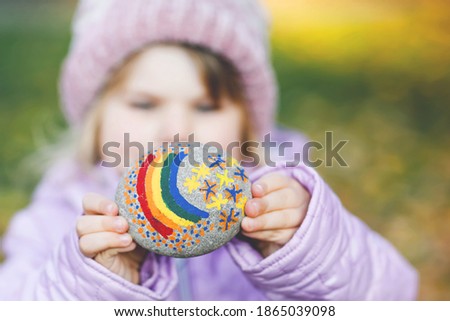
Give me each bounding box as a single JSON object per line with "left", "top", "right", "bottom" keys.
{"left": 0, "top": 126, "right": 418, "bottom": 300}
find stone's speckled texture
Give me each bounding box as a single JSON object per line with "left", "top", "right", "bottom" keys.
{"left": 115, "top": 143, "right": 252, "bottom": 258}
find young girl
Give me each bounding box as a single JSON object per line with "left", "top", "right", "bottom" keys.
{"left": 0, "top": 0, "right": 418, "bottom": 300}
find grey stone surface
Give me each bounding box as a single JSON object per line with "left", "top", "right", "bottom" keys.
{"left": 115, "top": 144, "right": 252, "bottom": 258}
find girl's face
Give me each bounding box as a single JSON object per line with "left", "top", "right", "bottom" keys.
{"left": 98, "top": 45, "right": 245, "bottom": 174}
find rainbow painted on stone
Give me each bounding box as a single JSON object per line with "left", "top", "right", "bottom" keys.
{"left": 115, "top": 144, "right": 251, "bottom": 257}
{"left": 137, "top": 149, "right": 210, "bottom": 238}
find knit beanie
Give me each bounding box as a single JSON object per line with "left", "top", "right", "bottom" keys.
{"left": 60, "top": 0, "right": 278, "bottom": 139}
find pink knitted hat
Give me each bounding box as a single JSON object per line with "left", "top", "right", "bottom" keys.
{"left": 60, "top": 0, "right": 278, "bottom": 139}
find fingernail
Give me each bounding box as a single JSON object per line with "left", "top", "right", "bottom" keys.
{"left": 120, "top": 234, "right": 132, "bottom": 244}
{"left": 250, "top": 200, "right": 259, "bottom": 215}
{"left": 115, "top": 218, "right": 125, "bottom": 231}
{"left": 245, "top": 218, "right": 254, "bottom": 231}
{"left": 107, "top": 203, "right": 116, "bottom": 214}
{"left": 254, "top": 183, "right": 264, "bottom": 196}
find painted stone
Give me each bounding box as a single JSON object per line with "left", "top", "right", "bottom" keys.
{"left": 115, "top": 143, "right": 252, "bottom": 258}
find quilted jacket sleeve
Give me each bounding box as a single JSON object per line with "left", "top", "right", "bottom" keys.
{"left": 225, "top": 128, "right": 419, "bottom": 300}
{"left": 0, "top": 162, "right": 177, "bottom": 300}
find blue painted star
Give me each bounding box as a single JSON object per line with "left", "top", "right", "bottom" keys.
{"left": 225, "top": 183, "right": 243, "bottom": 203}
{"left": 234, "top": 167, "right": 248, "bottom": 182}
{"left": 208, "top": 155, "right": 225, "bottom": 170}
{"left": 199, "top": 179, "right": 217, "bottom": 202}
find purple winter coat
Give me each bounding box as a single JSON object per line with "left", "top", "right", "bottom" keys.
{"left": 0, "top": 126, "right": 419, "bottom": 300}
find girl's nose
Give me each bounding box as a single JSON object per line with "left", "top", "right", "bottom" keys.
{"left": 160, "top": 104, "right": 192, "bottom": 143}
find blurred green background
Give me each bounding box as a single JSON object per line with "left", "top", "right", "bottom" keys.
{"left": 0, "top": 0, "right": 449, "bottom": 299}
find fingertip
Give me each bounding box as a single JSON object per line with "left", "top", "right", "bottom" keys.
{"left": 128, "top": 241, "right": 137, "bottom": 250}
{"left": 119, "top": 233, "right": 133, "bottom": 245}
{"left": 245, "top": 199, "right": 260, "bottom": 217}
{"left": 118, "top": 240, "right": 137, "bottom": 253}
{"left": 115, "top": 217, "right": 128, "bottom": 232}
{"left": 240, "top": 217, "right": 249, "bottom": 231}
{"left": 241, "top": 217, "right": 255, "bottom": 232}
{"left": 252, "top": 183, "right": 265, "bottom": 197}
{"left": 106, "top": 203, "right": 118, "bottom": 215}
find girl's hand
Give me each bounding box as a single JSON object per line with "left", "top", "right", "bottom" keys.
{"left": 77, "top": 193, "right": 147, "bottom": 284}
{"left": 241, "top": 171, "right": 310, "bottom": 258}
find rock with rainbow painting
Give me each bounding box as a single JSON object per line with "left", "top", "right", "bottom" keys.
{"left": 115, "top": 143, "right": 252, "bottom": 258}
